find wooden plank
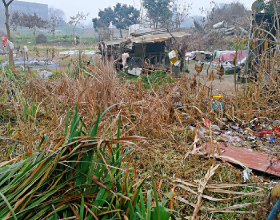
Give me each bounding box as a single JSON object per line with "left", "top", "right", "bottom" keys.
{"left": 204, "top": 143, "right": 280, "bottom": 176}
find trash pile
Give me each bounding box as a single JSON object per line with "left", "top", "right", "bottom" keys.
{"left": 59, "top": 50, "right": 96, "bottom": 56}
{"left": 197, "top": 117, "right": 280, "bottom": 155}
{"left": 0, "top": 58, "right": 58, "bottom": 70}
{"left": 185, "top": 93, "right": 280, "bottom": 177}
{"left": 198, "top": 117, "right": 280, "bottom": 153}
{"left": 212, "top": 20, "right": 248, "bottom": 36}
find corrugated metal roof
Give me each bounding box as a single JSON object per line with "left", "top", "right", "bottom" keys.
{"left": 130, "top": 28, "right": 168, "bottom": 37}
{"left": 106, "top": 32, "right": 190, "bottom": 46}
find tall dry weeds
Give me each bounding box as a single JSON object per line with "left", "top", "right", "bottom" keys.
{"left": 1, "top": 54, "right": 280, "bottom": 218}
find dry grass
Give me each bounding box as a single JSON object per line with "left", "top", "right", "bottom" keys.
{"left": 1, "top": 52, "right": 280, "bottom": 218}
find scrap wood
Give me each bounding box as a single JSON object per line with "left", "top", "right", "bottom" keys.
{"left": 192, "top": 165, "right": 220, "bottom": 220}
{"left": 174, "top": 196, "right": 260, "bottom": 215}
{"left": 175, "top": 184, "right": 263, "bottom": 202}
{"left": 174, "top": 180, "right": 264, "bottom": 194}
{"left": 173, "top": 175, "right": 264, "bottom": 216}
{"left": 204, "top": 143, "right": 280, "bottom": 176}
{"left": 209, "top": 210, "right": 257, "bottom": 214}
{"left": 60, "top": 54, "right": 70, "bottom": 60}
{"left": 208, "top": 201, "right": 264, "bottom": 212}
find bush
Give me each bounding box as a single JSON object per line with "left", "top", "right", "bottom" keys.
{"left": 0, "top": 106, "right": 176, "bottom": 219}
{"left": 35, "top": 34, "right": 47, "bottom": 44}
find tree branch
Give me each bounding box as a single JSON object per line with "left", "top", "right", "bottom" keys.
{"left": 2, "top": 0, "right": 7, "bottom": 7}
{"left": 7, "top": 0, "right": 14, "bottom": 6}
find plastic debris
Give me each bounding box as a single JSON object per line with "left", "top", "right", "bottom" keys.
{"left": 221, "top": 133, "right": 242, "bottom": 143}
{"left": 127, "top": 68, "right": 142, "bottom": 76}
{"left": 212, "top": 100, "right": 225, "bottom": 110}
{"left": 204, "top": 119, "right": 211, "bottom": 127}
{"left": 213, "top": 95, "right": 223, "bottom": 99}
{"left": 7, "top": 40, "right": 14, "bottom": 50}
{"left": 38, "top": 70, "right": 53, "bottom": 79}
{"left": 231, "top": 125, "right": 239, "bottom": 130}
{"left": 169, "top": 50, "right": 178, "bottom": 65}
{"left": 243, "top": 168, "right": 251, "bottom": 182}
{"left": 2, "top": 35, "right": 7, "bottom": 47}
{"left": 274, "top": 128, "right": 280, "bottom": 137}
{"left": 273, "top": 120, "right": 280, "bottom": 128}
{"left": 212, "top": 125, "right": 221, "bottom": 131}
{"left": 267, "top": 199, "right": 280, "bottom": 220}
{"left": 212, "top": 95, "right": 225, "bottom": 110}
{"left": 173, "top": 102, "right": 183, "bottom": 109}
{"left": 257, "top": 131, "right": 273, "bottom": 137}
{"left": 189, "top": 126, "right": 206, "bottom": 138}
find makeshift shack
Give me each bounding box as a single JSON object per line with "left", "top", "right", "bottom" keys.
{"left": 99, "top": 29, "right": 189, "bottom": 74}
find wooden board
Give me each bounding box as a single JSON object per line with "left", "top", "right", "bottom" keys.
{"left": 204, "top": 143, "right": 280, "bottom": 176}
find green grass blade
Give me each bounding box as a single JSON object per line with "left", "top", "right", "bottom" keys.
{"left": 116, "top": 117, "right": 121, "bottom": 160}
{"left": 146, "top": 190, "right": 152, "bottom": 220}
{"left": 0, "top": 191, "right": 18, "bottom": 220}
{"left": 79, "top": 194, "right": 84, "bottom": 220}
{"left": 64, "top": 107, "right": 70, "bottom": 136}
{"left": 100, "top": 103, "right": 123, "bottom": 120}
{"left": 90, "top": 109, "right": 100, "bottom": 136}
{"left": 21, "top": 97, "right": 28, "bottom": 120}
{"left": 151, "top": 178, "right": 159, "bottom": 208}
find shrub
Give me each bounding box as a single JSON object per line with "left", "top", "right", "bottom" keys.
{"left": 35, "top": 34, "right": 47, "bottom": 44}
{"left": 0, "top": 106, "right": 176, "bottom": 219}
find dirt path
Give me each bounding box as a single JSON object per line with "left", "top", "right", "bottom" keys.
{"left": 187, "top": 62, "right": 239, "bottom": 95}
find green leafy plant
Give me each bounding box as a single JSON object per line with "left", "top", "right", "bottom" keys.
{"left": 21, "top": 97, "right": 38, "bottom": 121}
{"left": 0, "top": 106, "right": 175, "bottom": 219}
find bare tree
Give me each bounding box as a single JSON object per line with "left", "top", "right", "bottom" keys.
{"left": 2, "top": 0, "right": 14, "bottom": 69}
{"left": 49, "top": 7, "right": 66, "bottom": 39}
{"left": 49, "top": 7, "right": 66, "bottom": 25}
{"left": 49, "top": 16, "right": 59, "bottom": 39}
{"left": 200, "top": 1, "right": 249, "bottom": 29}
{"left": 68, "top": 12, "right": 89, "bottom": 39}
{"left": 172, "top": 0, "right": 192, "bottom": 30}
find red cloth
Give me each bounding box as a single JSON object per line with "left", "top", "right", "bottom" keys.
{"left": 2, "top": 35, "right": 7, "bottom": 47}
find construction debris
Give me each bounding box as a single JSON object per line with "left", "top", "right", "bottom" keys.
{"left": 213, "top": 20, "right": 228, "bottom": 29}
{"left": 204, "top": 143, "right": 280, "bottom": 176}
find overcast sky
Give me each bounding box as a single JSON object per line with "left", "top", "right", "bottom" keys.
{"left": 21, "top": 0, "right": 255, "bottom": 23}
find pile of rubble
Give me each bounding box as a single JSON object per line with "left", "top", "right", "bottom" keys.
{"left": 186, "top": 94, "right": 280, "bottom": 177}
{"left": 212, "top": 20, "right": 249, "bottom": 36}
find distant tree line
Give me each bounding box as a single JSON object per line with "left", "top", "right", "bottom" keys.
{"left": 92, "top": 3, "right": 140, "bottom": 38}
{"left": 11, "top": 12, "right": 48, "bottom": 42}
{"left": 92, "top": 0, "right": 193, "bottom": 40}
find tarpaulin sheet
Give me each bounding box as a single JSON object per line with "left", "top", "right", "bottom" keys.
{"left": 214, "top": 50, "right": 247, "bottom": 62}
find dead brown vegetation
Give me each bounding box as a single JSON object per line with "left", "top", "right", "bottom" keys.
{"left": 1, "top": 49, "right": 280, "bottom": 218}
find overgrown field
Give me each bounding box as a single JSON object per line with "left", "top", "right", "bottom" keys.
{"left": 0, "top": 56, "right": 280, "bottom": 219}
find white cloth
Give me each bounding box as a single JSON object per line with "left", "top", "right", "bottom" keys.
{"left": 7, "top": 40, "right": 14, "bottom": 50}
{"left": 23, "top": 45, "right": 28, "bottom": 52}
{"left": 122, "top": 53, "right": 129, "bottom": 67}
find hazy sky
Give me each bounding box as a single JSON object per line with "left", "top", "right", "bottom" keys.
{"left": 21, "top": 0, "right": 255, "bottom": 23}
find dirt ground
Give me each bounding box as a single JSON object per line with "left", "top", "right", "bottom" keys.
{"left": 187, "top": 62, "right": 238, "bottom": 95}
